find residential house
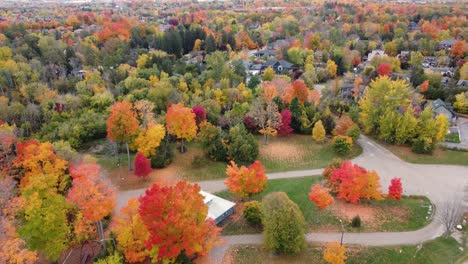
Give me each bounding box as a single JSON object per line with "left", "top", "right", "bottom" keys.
{"left": 254, "top": 49, "right": 277, "bottom": 59}
{"left": 438, "top": 38, "right": 456, "bottom": 51}
{"left": 441, "top": 77, "right": 453, "bottom": 88}
{"left": 424, "top": 99, "right": 457, "bottom": 123}
{"left": 428, "top": 67, "right": 454, "bottom": 77}
{"left": 457, "top": 80, "right": 468, "bottom": 88}
{"left": 261, "top": 60, "right": 295, "bottom": 74}
{"left": 266, "top": 38, "right": 293, "bottom": 51}
{"left": 365, "top": 49, "right": 387, "bottom": 62}
{"left": 339, "top": 83, "right": 365, "bottom": 101}
{"left": 422, "top": 56, "right": 438, "bottom": 68}
{"left": 200, "top": 191, "right": 235, "bottom": 225}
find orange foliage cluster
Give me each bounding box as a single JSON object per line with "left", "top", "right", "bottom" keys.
{"left": 95, "top": 18, "right": 133, "bottom": 42}
{"left": 309, "top": 184, "right": 334, "bottom": 210}
{"left": 225, "top": 160, "right": 267, "bottom": 199}
{"left": 333, "top": 115, "right": 356, "bottom": 136}
{"left": 138, "top": 181, "right": 221, "bottom": 263}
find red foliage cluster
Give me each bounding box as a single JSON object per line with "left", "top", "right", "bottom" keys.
{"left": 327, "top": 161, "right": 383, "bottom": 204}
{"left": 277, "top": 109, "right": 293, "bottom": 136}
{"left": 309, "top": 184, "right": 334, "bottom": 210}
{"left": 377, "top": 63, "right": 392, "bottom": 76}
{"left": 388, "top": 178, "right": 403, "bottom": 200}
{"left": 192, "top": 106, "right": 207, "bottom": 125}
{"left": 134, "top": 152, "right": 152, "bottom": 178}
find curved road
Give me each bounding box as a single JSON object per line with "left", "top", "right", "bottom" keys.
{"left": 116, "top": 135, "right": 468, "bottom": 263}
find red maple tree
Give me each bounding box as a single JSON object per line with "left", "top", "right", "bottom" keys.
{"left": 277, "top": 109, "right": 293, "bottom": 136}
{"left": 134, "top": 152, "right": 152, "bottom": 178}
{"left": 377, "top": 63, "right": 392, "bottom": 76}
{"left": 138, "top": 181, "right": 221, "bottom": 263}
{"left": 388, "top": 178, "right": 403, "bottom": 200}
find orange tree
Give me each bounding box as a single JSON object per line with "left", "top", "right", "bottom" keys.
{"left": 225, "top": 160, "right": 267, "bottom": 199}
{"left": 165, "top": 103, "right": 197, "bottom": 153}
{"left": 138, "top": 180, "right": 221, "bottom": 263}
{"left": 106, "top": 101, "right": 139, "bottom": 171}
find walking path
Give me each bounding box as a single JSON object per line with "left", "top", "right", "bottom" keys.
{"left": 116, "top": 135, "right": 468, "bottom": 263}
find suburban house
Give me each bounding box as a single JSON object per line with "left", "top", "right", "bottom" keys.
{"left": 438, "top": 38, "right": 456, "bottom": 50}
{"left": 254, "top": 49, "right": 277, "bottom": 59}
{"left": 368, "top": 49, "right": 387, "bottom": 61}
{"left": 456, "top": 80, "right": 468, "bottom": 88}
{"left": 261, "top": 60, "right": 295, "bottom": 74}
{"left": 441, "top": 77, "right": 453, "bottom": 88}
{"left": 200, "top": 191, "right": 235, "bottom": 225}
{"left": 428, "top": 67, "right": 454, "bottom": 77}
{"left": 424, "top": 99, "right": 457, "bottom": 123}
{"left": 242, "top": 60, "right": 263, "bottom": 76}
{"left": 339, "top": 83, "right": 365, "bottom": 101}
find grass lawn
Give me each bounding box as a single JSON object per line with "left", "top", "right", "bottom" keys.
{"left": 216, "top": 177, "right": 431, "bottom": 235}
{"left": 384, "top": 143, "right": 468, "bottom": 166}
{"left": 91, "top": 134, "right": 362, "bottom": 189}
{"left": 230, "top": 237, "right": 464, "bottom": 264}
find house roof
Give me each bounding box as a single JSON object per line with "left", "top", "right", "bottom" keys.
{"left": 426, "top": 99, "right": 456, "bottom": 119}
{"left": 263, "top": 60, "right": 294, "bottom": 68}
{"left": 457, "top": 80, "right": 468, "bottom": 87}
{"left": 439, "top": 38, "right": 456, "bottom": 45}
{"left": 200, "top": 191, "right": 235, "bottom": 224}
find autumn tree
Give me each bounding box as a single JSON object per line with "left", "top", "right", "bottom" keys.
{"left": 262, "top": 192, "right": 306, "bottom": 255}
{"left": 329, "top": 161, "right": 383, "bottom": 204}
{"left": 277, "top": 109, "right": 293, "bottom": 136}
{"left": 225, "top": 160, "right": 267, "bottom": 199}
{"left": 323, "top": 242, "right": 347, "bottom": 264}
{"left": 377, "top": 63, "right": 392, "bottom": 76}
{"left": 113, "top": 198, "right": 150, "bottom": 263}
{"left": 309, "top": 184, "right": 334, "bottom": 210}
{"left": 312, "top": 120, "right": 326, "bottom": 143}
{"left": 107, "top": 101, "right": 140, "bottom": 171}
{"left": 165, "top": 103, "right": 197, "bottom": 153}
{"left": 134, "top": 152, "right": 152, "bottom": 178}
{"left": 248, "top": 101, "right": 282, "bottom": 144}
{"left": 284, "top": 80, "right": 309, "bottom": 105}
{"left": 134, "top": 124, "right": 165, "bottom": 158}
{"left": 388, "top": 178, "right": 403, "bottom": 200}
{"left": 138, "top": 181, "right": 221, "bottom": 263}
{"left": 450, "top": 40, "right": 466, "bottom": 59}
{"left": 67, "top": 163, "right": 116, "bottom": 249}
{"left": 192, "top": 106, "right": 207, "bottom": 125}
{"left": 326, "top": 60, "right": 337, "bottom": 78}
{"left": 262, "top": 67, "right": 275, "bottom": 81}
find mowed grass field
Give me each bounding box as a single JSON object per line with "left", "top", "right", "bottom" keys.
{"left": 216, "top": 177, "right": 431, "bottom": 235}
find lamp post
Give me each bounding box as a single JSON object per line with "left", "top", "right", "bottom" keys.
{"left": 339, "top": 218, "right": 345, "bottom": 246}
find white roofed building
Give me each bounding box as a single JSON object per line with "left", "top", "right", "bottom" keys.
{"left": 200, "top": 191, "right": 235, "bottom": 225}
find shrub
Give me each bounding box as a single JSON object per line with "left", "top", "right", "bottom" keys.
{"left": 243, "top": 201, "right": 262, "bottom": 226}
{"left": 150, "top": 136, "right": 174, "bottom": 168}
{"left": 312, "top": 120, "right": 326, "bottom": 143}
{"left": 227, "top": 125, "right": 258, "bottom": 164}
{"left": 332, "top": 136, "right": 353, "bottom": 155}
{"left": 198, "top": 121, "right": 227, "bottom": 161}
{"left": 351, "top": 215, "right": 361, "bottom": 228}
{"left": 261, "top": 192, "right": 306, "bottom": 255}
{"left": 134, "top": 152, "right": 152, "bottom": 178}
{"left": 411, "top": 137, "right": 434, "bottom": 154}
{"left": 388, "top": 178, "right": 403, "bottom": 200}
{"left": 346, "top": 125, "right": 361, "bottom": 142}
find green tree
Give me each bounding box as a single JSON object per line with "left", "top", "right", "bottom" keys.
{"left": 261, "top": 192, "right": 306, "bottom": 255}
{"left": 378, "top": 109, "right": 400, "bottom": 143}
{"left": 409, "top": 51, "right": 423, "bottom": 66}
{"left": 227, "top": 125, "right": 259, "bottom": 164}
{"left": 287, "top": 47, "right": 306, "bottom": 66}
{"left": 19, "top": 193, "right": 72, "bottom": 261}
{"left": 205, "top": 34, "right": 216, "bottom": 53}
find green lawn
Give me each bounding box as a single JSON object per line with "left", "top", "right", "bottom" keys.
{"left": 216, "top": 177, "right": 431, "bottom": 235}
{"left": 92, "top": 134, "right": 362, "bottom": 184}
{"left": 231, "top": 237, "right": 464, "bottom": 264}
{"left": 384, "top": 143, "right": 468, "bottom": 166}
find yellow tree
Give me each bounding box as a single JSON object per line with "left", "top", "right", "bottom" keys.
{"left": 262, "top": 67, "right": 275, "bottom": 81}
{"left": 312, "top": 120, "right": 326, "bottom": 143}
{"left": 165, "top": 103, "right": 197, "bottom": 153}
{"left": 326, "top": 60, "right": 337, "bottom": 78}
{"left": 434, "top": 114, "right": 448, "bottom": 144}
{"left": 113, "top": 198, "right": 149, "bottom": 263}
{"left": 193, "top": 39, "right": 202, "bottom": 51}
{"left": 134, "top": 124, "right": 165, "bottom": 157}
{"left": 323, "top": 242, "right": 347, "bottom": 264}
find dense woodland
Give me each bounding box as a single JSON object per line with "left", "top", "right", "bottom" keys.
{"left": 0, "top": 0, "right": 467, "bottom": 263}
